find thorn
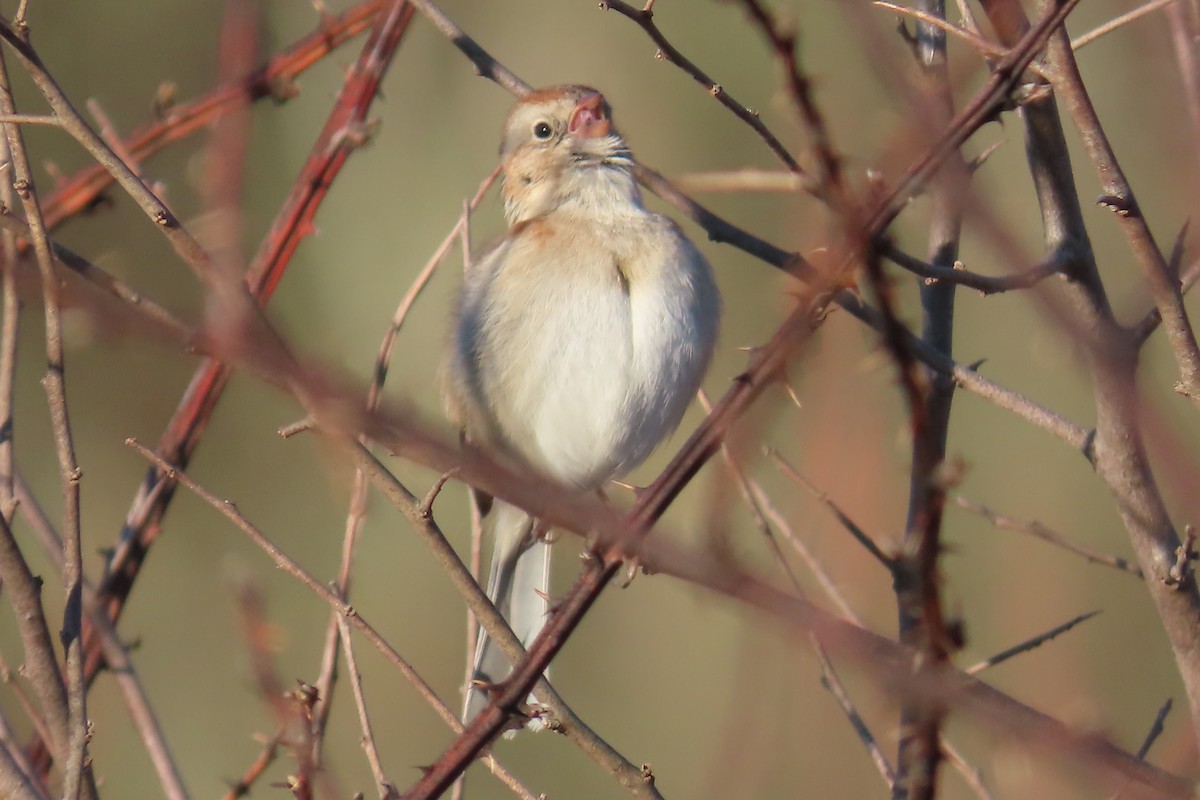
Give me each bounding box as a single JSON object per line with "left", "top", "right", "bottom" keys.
{"left": 619, "top": 556, "right": 642, "bottom": 588}
{"left": 277, "top": 417, "right": 315, "bottom": 438}
{"left": 1165, "top": 524, "right": 1198, "bottom": 589}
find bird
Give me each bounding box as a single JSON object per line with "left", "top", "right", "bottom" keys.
{"left": 443, "top": 85, "right": 721, "bottom": 729}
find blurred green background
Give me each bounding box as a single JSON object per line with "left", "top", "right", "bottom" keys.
{"left": 1, "top": 0, "right": 1198, "bottom": 797}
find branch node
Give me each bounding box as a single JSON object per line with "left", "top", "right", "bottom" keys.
{"left": 419, "top": 470, "right": 457, "bottom": 519}
{"left": 1165, "top": 525, "right": 1198, "bottom": 589}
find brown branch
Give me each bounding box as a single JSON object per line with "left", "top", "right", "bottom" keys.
{"left": 335, "top": 616, "right": 399, "bottom": 800}
{"left": 979, "top": 0, "right": 1200, "bottom": 744}
{"left": 1047, "top": 21, "right": 1200, "bottom": 406}
{"left": 0, "top": 122, "right": 19, "bottom": 525}
{"left": 600, "top": 0, "right": 808, "bottom": 179}
{"left": 38, "top": 0, "right": 387, "bottom": 231}
{"left": 1070, "top": 0, "right": 1181, "bottom": 50}
{"left": 884, "top": 245, "right": 1061, "bottom": 295}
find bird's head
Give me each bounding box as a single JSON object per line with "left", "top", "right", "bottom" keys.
{"left": 498, "top": 86, "right": 636, "bottom": 225}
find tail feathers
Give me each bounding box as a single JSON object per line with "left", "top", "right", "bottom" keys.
{"left": 463, "top": 501, "right": 551, "bottom": 728}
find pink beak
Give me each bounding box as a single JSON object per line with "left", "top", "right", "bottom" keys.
{"left": 568, "top": 93, "right": 612, "bottom": 139}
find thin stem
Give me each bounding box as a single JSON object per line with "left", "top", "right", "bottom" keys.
{"left": 335, "top": 616, "right": 398, "bottom": 799}
{"left": 0, "top": 43, "right": 92, "bottom": 800}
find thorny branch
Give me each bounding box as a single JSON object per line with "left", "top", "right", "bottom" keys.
{"left": 0, "top": 0, "right": 1198, "bottom": 797}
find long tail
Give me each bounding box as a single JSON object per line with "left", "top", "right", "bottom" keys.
{"left": 463, "top": 500, "right": 551, "bottom": 726}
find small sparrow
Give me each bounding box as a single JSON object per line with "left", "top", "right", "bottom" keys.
{"left": 444, "top": 85, "right": 720, "bottom": 727}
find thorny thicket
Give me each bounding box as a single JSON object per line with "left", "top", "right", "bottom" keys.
{"left": 0, "top": 0, "right": 1196, "bottom": 799}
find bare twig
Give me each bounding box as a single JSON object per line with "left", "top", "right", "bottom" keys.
{"left": 884, "top": 246, "right": 1060, "bottom": 295}
{"left": 965, "top": 610, "right": 1100, "bottom": 674}
{"left": 954, "top": 495, "right": 1144, "bottom": 576}
{"left": 767, "top": 449, "right": 894, "bottom": 570}
{"left": 335, "top": 616, "right": 398, "bottom": 799}
{"left": 1070, "top": 0, "right": 1181, "bottom": 50}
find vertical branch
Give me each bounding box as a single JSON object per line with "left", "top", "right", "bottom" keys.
{"left": 0, "top": 131, "right": 17, "bottom": 524}
{"left": 893, "top": 1, "right": 966, "bottom": 797}
{"left": 0, "top": 44, "right": 93, "bottom": 800}
{"left": 1049, "top": 19, "right": 1200, "bottom": 405}
{"left": 977, "top": 0, "right": 1200, "bottom": 742}
{"left": 0, "top": 511, "right": 69, "bottom": 775}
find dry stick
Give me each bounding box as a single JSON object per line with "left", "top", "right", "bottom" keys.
{"left": 0, "top": 130, "right": 18, "bottom": 525}
{"left": 599, "top": 0, "right": 809, "bottom": 179}
{"left": 672, "top": 169, "right": 807, "bottom": 194}
{"left": 335, "top": 615, "right": 398, "bottom": 800}
{"left": 14, "top": 474, "right": 190, "bottom": 800}
{"left": 0, "top": 22, "right": 215, "bottom": 284}
{"left": 1165, "top": 0, "right": 1200, "bottom": 172}
{"left": 872, "top": 1, "right": 1008, "bottom": 60}
{"left": 0, "top": 43, "right": 93, "bottom": 800}
{"left": 953, "top": 495, "right": 1144, "bottom": 577}
{"left": 640, "top": 141, "right": 1084, "bottom": 446}
{"left": 883, "top": 245, "right": 1061, "bottom": 296}
{"left": 125, "top": 438, "right": 540, "bottom": 800}
{"left": 310, "top": 171, "right": 495, "bottom": 765}
{"left": 1048, "top": 25, "right": 1200, "bottom": 407}
{"left": 964, "top": 610, "right": 1100, "bottom": 674}
{"left": 1070, "top": 0, "right": 1182, "bottom": 50}
{"left": 85, "top": 99, "right": 142, "bottom": 178}
{"left": 766, "top": 449, "right": 894, "bottom": 570}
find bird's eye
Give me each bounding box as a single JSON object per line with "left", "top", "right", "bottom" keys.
{"left": 532, "top": 121, "right": 553, "bottom": 140}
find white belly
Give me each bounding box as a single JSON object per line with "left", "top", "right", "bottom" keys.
{"left": 454, "top": 212, "right": 718, "bottom": 489}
